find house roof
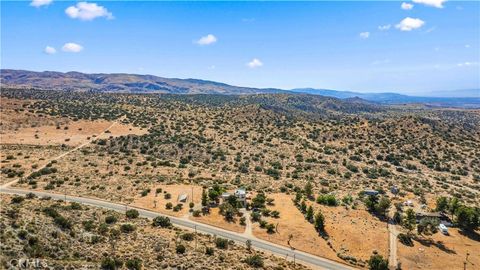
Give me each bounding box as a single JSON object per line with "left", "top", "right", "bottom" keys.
{"left": 235, "top": 188, "right": 246, "bottom": 195}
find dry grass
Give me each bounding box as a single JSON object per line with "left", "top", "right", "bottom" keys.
{"left": 398, "top": 229, "right": 480, "bottom": 270}
{"left": 253, "top": 193, "right": 388, "bottom": 267}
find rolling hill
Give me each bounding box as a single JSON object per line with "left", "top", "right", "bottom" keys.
{"left": 1, "top": 69, "right": 478, "bottom": 108}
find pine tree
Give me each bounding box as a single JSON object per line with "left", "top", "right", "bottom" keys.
{"left": 306, "top": 205, "right": 314, "bottom": 222}
{"left": 314, "top": 210, "right": 325, "bottom": 233}
{"left": 201, "top": 188, "right": 208, "bottom": 206}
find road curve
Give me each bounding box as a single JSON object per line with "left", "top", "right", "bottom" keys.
{"left": 1, "top": 188, "right": 355, "bottom": 270}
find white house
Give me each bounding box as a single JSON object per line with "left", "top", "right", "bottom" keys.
{"left": 234, "top": 188, "right": 246, "bottom": 201}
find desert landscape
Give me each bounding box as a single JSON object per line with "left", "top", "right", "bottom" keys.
{"left": 1, "top": 87, "right": 478, "bottom": 269}
{"left": 1, "top": 1, "right": 479, "bottom": 269}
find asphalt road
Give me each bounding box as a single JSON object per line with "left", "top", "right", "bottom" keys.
{"left": 1, "top": 188, "right": 354, "bottom": 270}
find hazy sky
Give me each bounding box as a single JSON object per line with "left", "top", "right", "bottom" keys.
{"left": 1, "top": 1, "right": 479, "bottom": 94}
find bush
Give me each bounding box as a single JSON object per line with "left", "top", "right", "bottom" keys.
{"left": 11, "top": 196, "right": 25, "bottom": 204}
{"left": 176, "top": 244, "right": 186, "bottom": 254}
{"left": 54, "top": 216, "right": 72, "bottom": 230}
{"left": 120, "top": 223, "right": 135, "bottom": 233}
{"left": 271, "top": 210, "right": 280, "bottom": 218}
{"left": 70, "top": 202, "right": 82, "bottom": 210}
{"left": 152, "top": 216, "right": 171, "bottom": 228}
{"left": 397, "top": 233, "right": 413, "bottom": 246}
{"left": 266, "top": 223, "right": 276, "bottom": 234}
{"left": 367, "top": 251, "right": 388, "bottom": 270}
{"left": 165, "top": 202, "right": 173, "bottom": 209}
{"left": 105, "top": 215, "right": 118, "bottom": 224}
{"left": 125, "top": 258, "right": 142, "bottom": 270}
{"left": 126, "top": 209, "right": 139, "bottom": 219}
{"left": 205, "top": 247, "right": 214, "bottom": 255}
{"left": 173, "top": 204, "right": 183, "bottom": 212}
{"left": 215, "top": 237, "right": 229, "bottom": 249}
{"left": 316, "top": 194, "right": 337, "bottom": 206}
{"left": 244, "top": 255, "right": 264, "bottom": 268}
{"left": 181, "top": 233, "right": 194, "bottom": 241}
{"left": 17, "top": 230, "right": 28, "bottom": 239}
{"left": 101, "top": 257, "right": 123, "bottom": 270}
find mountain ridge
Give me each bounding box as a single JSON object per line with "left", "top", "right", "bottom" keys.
{"left": 1, "top": 69, "right": 478, "bottom": 108}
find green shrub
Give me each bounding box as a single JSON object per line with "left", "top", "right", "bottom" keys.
{"left": 152, "top": 216, "right": 171, "bottom": 228}
{"left": 125, "top": 258, "right": 142, "bottom": 270}
{"left": 126, "top": 209, "right": 139, "bottom": 219}
{"left": 215, "top": 237, "right": 229, "bottom": 249}
{"left": 176, "top": 244, "right": 186, "bottom": 254}
{"left": 100, "top": 257, "right": 123, "bottom": 270}
{"left": 120, "top": 223, "right": 135, "bottom": 233}
{"left": 105, "top": 215, "right": 118, "bottom": 224}
{"left": 244, "top": 255, "right": 264, "bottom": 268}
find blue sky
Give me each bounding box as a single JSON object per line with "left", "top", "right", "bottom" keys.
{"left": 1, "top": 1, "right": 479, "bottom": 94}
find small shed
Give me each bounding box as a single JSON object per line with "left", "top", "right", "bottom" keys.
{"left": 178, "top": 194, "right": 188, "bottom": 203}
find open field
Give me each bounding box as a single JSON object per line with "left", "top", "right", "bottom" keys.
{"left": 0, "top": 119, "right": 146, "bottom": 146}
{"left": 397, "top": 228, "right": 479, "bottom": 269}
{"left": 253, "top": 193, "right": 389, "bottom": 268}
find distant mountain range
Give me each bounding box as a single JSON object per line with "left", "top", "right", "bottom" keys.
{"left": 1, "top": 69, "right": 479, "bottom": 108}
{"left": 0, "top": 69, "right": 285, "bottom": 95}
{"left": 291, "top": 88, "right": 480, "bottom": 108}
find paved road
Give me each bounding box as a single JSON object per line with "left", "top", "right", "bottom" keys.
{"left": 1, "top": 188, "right": 354, "bottom": 270}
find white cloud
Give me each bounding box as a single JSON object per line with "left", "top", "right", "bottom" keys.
{"left": 30, "top": 0, "right": 52, "bottom": 7}
{"left": 62, "top": 43, "right": 83, "bottom": 53}
{"left": 457, "top": 62, "right": 479, "bottom": 67}
{"left": 395, "top": 17, "right": 425, "bottom": 31}
{"left": 196, "top": 34, "right": 217, "bottom": 45}
{"left": 401, "top": 2, "right": 414, "bottom": 10}
{"left": 44, "top": 46, "right": 56, "bottom": 55}
{"left": 465, "top": 44, "right": 471, "bottom": 48}
{"left": 412, "top": 0, "right": 447, "bottom": 8}
{"left": 247, "top": 58, "right": 263, "bottom": 68}
{"left": 65, "top": 2, "right": 113, "bottom": 21}
{"left": 378, "top": 24, "right": 391, "bottom": 31}
{"left": 359, "top": 32, "right": 370, "bottom": 39}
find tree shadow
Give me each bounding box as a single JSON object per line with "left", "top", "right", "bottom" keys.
{"left": 413, "top": 237, "right": 456, "bottom": 254}
{"left": 458, "top": 230, "right": 480, "bottom": 242}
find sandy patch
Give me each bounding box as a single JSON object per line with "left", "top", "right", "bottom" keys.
{"left": 191, "top": 207, "right": 246, "bottom": 233}
{"left": 1, "top": 119, "right": 145, "bottom": 146}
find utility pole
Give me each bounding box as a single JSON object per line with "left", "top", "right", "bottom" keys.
{"left": 64, "top": 187, "right": 67, "bottom": 204}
